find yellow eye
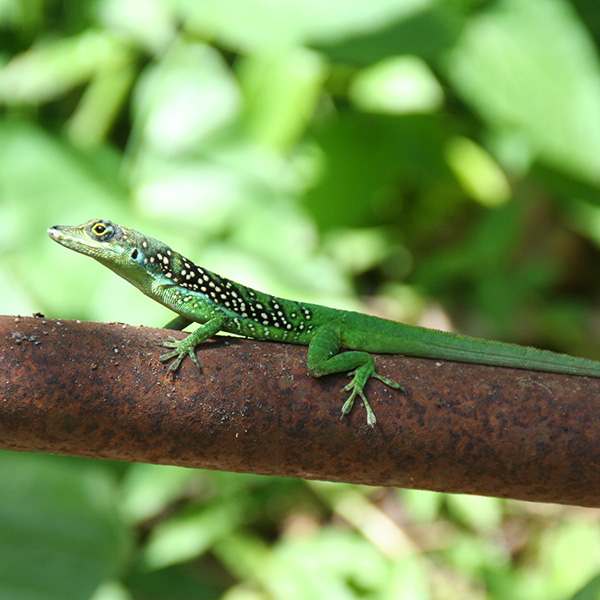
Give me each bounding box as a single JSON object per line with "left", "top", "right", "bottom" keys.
{"left": 92, "top": 223, "right": 109, "bottom": 236}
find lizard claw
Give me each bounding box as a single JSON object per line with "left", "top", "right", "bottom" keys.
{"left": 157, "top": 336, "right": 180, "bottom": 349}
{"left": 340, "top": 368, "right": 377, "bottom": 427}
{"left": 158, "top": 336, "right": 202, "bottom": 371}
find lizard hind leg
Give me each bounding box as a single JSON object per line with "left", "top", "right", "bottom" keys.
{"left": 340, "top": 361, "right": 378, "bottom": 426}
{"left": 307, "top": 326, "right": 403, "bottom": 427}
{"left": 341, "top": 363, "right": 405, "bottom": 426}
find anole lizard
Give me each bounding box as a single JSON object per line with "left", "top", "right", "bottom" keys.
{"left": 48, "top": 219, "right": 600, "bottom": 426}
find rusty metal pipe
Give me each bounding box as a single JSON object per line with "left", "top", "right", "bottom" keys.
{"left": 1, "top": 315, "right": 599, "bottom": 506}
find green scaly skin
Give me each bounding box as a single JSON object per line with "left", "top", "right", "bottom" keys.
{"left": 48, "top": 219, "right": 600, "bottom": 427}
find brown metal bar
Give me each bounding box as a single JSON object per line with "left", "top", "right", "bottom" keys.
{"left": 1, "top": 314, "right": 599, "bottom": 506}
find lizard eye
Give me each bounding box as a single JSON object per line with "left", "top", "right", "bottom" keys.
{"left": 91, "top": 221, "right": 114, "bottom": 239}
{"left": 131, "top": 248, "right": 139, "bottom": 260}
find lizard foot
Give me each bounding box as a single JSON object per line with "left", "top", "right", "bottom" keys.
{"left": 340, "top": 368, "right": 404, "bottom": 427}
{"left": 158, "top": 336, "right": 201, "bottom": 372}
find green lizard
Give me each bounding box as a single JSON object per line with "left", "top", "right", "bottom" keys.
{"left": 48, "top": 219, "right": 600, "bottom": 426}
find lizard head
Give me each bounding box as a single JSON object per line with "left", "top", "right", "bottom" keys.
{"left": 47, "top": 219, "right": 177, "bottom": 290}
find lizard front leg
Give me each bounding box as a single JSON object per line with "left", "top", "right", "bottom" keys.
{"left": 159, "top": 314, "right": 228, "bottom": 372}
{"left": 163, "top": 315, "right": 193, "bottom": 330}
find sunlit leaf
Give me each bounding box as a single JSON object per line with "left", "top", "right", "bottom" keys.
{"left": 447, "top": 0, "right": 600, "bottom": 185}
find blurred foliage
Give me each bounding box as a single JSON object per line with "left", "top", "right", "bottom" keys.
{"left": 2, "top": 0, "right": 600, "bottom": 598}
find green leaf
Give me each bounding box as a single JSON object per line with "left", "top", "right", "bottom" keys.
{"left": 130, "top": 40, "right": 242, "bottom": 157}
{"left": 317, "top": 1, "right": 463, "bottom": 66}
{"left": 445, "top": 494, "right": 504, "bottom": 531}
{"left": 446, "top": 0, "right": 600, "bottom": 185}
{"left": 0, "top": 30, "right": 129, "bottom": 104}
{"left": 304, "top": 112, "right": 455, "bottom": 229}
{"left": 0, "top": 453, "right": 131, "bottom": 600}
{"left": 237, "top": 49, "right": 325, "bottom": 150}
{"left": 349, "top": 55, "right": 444, "bottom": 114}
{"left": 182, "top": 0, "right": 435, "bottom": 53}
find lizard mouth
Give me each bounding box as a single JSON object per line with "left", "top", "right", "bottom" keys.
{"left": 47, "top": 225, "right": 107, "bottom": 258}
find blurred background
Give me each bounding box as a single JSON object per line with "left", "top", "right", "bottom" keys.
{"left": 2, "top": 0, "right": 600, "bottom": 598}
